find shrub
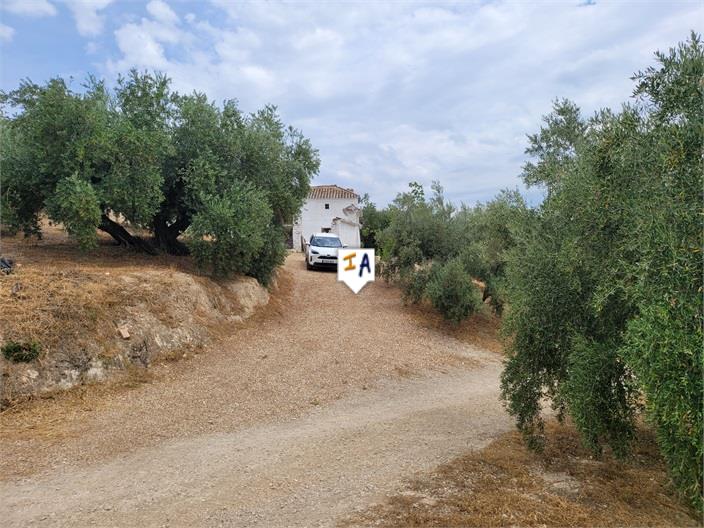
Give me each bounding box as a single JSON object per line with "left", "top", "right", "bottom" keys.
{"left": 360, "top": 193, "right": 391, "bottom": 249}
{"left": 2, "top": 341, "right": 41, "bottom": 362}
{"left": 401, "top": 265, "right": 431, "bottom": 304}
{"left": 186, "top": 183, "right": 272, "bottom": 278}
{"left": 483, "top": 275, "right": 506, "bottom": 316}
{"left": 562, "top": 337, "right": 639, "bottom": 458}
{"left": 377, "top": 184, "right": 524, "bottom": 317}
{"left": 45, "top": 174, "right": 101, "bottom": 249}
{"left": 456, "top": 242, "right": 489, "bottom": 280}
{"left": 378, "top": 181, "right": 453, "bottom": 279}
{"left": 426, "top": 259, "right": 481, "bottom": 324}
{"left": 622, "top": 301, "right": 703, "bottom": 510}
{"left": 244, "top": 224, "right": 287, "bottom": 286}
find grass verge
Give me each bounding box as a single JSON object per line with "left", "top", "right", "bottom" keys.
{"left": 345, "top": 421, "right": 700, "bottom": 527}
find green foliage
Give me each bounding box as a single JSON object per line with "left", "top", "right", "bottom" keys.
{"left": 483, "top": 275, "right": 506, "bottom": 316}
{"left": 563, "top": 337, "right": 639, "bottom": 458}
{"left": 0, "top": 69, "right": 319, "bottom": 283}
{"left": 45, "top": 175, "right": 101, "bottom": 249}
{"left": 522, "top": 98, "right": 586, "bottom": 191}
{"left": 500, "top": 33, "right": 703, "bottom": 509}
{"left": 0, "top": 120, "right": 43, "bottom": 237}
{"left": 377, "top": 181, "right": 524, "bottom": 319}
{"left": 244, "top": 224, "right": 288, "bottom": 286}
{"left": 622, "top": 302, "right": 703, "bottom": 508}
{"left": 378, "top": 181, "right": 455, "bottom": 280}
{"left": 426, "top": 259, "right": 482, "bottom": 324}
{"left": 360, "top": 193, "right": 391, "bottom": 248}
{"left": 97, "top": 119, "right": 165, "bottom": 227}
{"left": 456, "top": 242, "right": 490, "bottom": 280}
{"left": 186, "top": 183, "right": 272, "bottom": 278}
{"left": 401, "top": 265, "right": 432, "bottom": 304}
{"left": 2, "top": 341, "right": 41, "bottom": 362}
{"left": 0, "top": 74, "right": 165, "bottom": 240}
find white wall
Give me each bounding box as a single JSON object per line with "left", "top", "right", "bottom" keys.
{"left": 293, "top": 197, "right": 360, "bottom": 250}
{"left": 332, "top": 221, "right": 361, "bottom": 248}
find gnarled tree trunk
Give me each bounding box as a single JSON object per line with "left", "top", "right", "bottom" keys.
{"left": 153, "top": 214, "right": 190, "bottom": 256}
{"left": 99, "top": 215, "right": 158, "bottom": 255}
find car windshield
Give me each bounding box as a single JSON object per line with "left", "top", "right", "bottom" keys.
{"left": 311, "top": 236, "right": 342, "bottom": 248}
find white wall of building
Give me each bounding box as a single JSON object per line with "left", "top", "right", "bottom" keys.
{"left": 332, "top": 220, "right": 361, "bottom": 248}
{"left": 293, "top": 197, "right": 360, "bottom": 250}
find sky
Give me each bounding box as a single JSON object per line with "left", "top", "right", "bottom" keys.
{"left": 0, "top": 1, "right": 701, "bottom": 206}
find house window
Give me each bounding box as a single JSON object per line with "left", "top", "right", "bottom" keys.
{"left": 325, "top": 203, "right": 330, "bottom": 209}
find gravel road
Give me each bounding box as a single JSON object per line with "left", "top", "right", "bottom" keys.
{"left": 0, "top": 253, "right": 512, "bottom": 527}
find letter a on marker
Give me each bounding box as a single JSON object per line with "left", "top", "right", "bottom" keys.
{"left": 359, "top": 253, "right": 371, "bottom": 277}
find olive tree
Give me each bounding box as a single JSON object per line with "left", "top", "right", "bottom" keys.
{"left": 500, "top": 33, "right": 703, "bottom": 509}
{"left": 0, "top": 70, "right": 319, "bottom": 285}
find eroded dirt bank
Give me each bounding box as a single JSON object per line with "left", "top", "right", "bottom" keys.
{"left": 0, "top": 239, "right": 270, "bottom": 407}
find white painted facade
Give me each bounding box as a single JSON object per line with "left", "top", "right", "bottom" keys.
{"left": 293, "top": 186, "right": 361, "bottom": 251}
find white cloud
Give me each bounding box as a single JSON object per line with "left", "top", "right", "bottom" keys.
{"left": 213, "top": 27, "right": 260, "bottom": 62}
{"left": 146, "top": 0, "right": 178, "bottom": 26}
{"left": 112, "top": 22, "right": 168, "bottom": 69}
{"left": 2, "top": 0, "right": 56, "bottom": 17}
{"left": 292, "top": 28, "right": 343, "bottom": 51}
{"left": 65, "top": 0, "right": 114, "bottom": 37}
{"left": 240, "top": 65, "right": 276, "bottom": 91}
{"left": 106, "top": 2, "right": 193, "bottom": 73}
{"left": 98, "top": 1, "right": 703, "bottom": 205}
{"left": 0, "top": 23, "right": 15, "bottom": 42}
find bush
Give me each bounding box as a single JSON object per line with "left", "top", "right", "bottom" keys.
{"left": 483, "top": 275, "right": 506, "bottom": 316}
{"left": 426, "top": 259, "right": 481, "bottom": 324}
{"left": 563, "top": 337, "right": 639, "bottom": 458}
{"left": 186, "top": 183, "right": 272, "bottom": 277}
{"left": 45, "top": 174, "right": 101, "bottom": 249}
{"left": 360, "top": 193, "right": 391, "bottom": 249}
{"left": 622, "top": 301, "right": 703, "bottom": 510}
{"left": 378, "top": 182, "right": 453, "bottom": 280}
{"left": 401, "top": 265, "right": 431, "bottom": 304}
{"left": 244, "top": 224, "right": 287, "bottom": 286}
{"left": 457, "top": 242, "right": 489, "bottom": 280}
{"left": 2, "top": 341, "right": 41, "bottom": 362}
{"left": 377, "top": 183, "right": 524, "bottom": 316}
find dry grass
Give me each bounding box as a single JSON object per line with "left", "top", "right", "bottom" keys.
{"left": 0, "top": 220, "right": 196, "bottom": 272}
{"left": 403, "top": 298, "right": 503, "bottom": 355}
{"left": 1, "top": 267, "right": 139, "bottom": 357}
{"left": 0, "top": 222, "right": 192, "bottom": 357}
{"left": 0, "top": 219, "right": 273, "bottom": 345}
{"left": 346, "top": 421, "right": 700, "bottom": 527}
{"left": 0, "top": 364, "right": 154, "bottom": 442}
{"left": 0, "top": 221, "right": 271, "bottom": 408}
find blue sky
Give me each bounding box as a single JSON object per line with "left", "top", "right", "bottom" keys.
{"left": 0, "top": 1, "right": 701, "bottom": 206}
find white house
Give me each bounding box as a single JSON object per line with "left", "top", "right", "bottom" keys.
{"left": 292, "top": 185, "right": 361, "bottom": 251}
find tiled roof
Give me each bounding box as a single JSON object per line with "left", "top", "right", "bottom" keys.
{"left": 308, "top": 185, "right": 358, "bottom": 200}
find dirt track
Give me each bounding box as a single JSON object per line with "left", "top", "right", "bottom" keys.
{"left": 0, "top": 253, "right": 511, "bottom": 527}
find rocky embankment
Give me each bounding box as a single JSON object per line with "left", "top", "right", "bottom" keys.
{"left": 0, "top": 268, "right": 270, "bottom": 407}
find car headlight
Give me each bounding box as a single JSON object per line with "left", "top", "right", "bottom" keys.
{"left": 311, "top": 250, "right": 319, "bottom": 254}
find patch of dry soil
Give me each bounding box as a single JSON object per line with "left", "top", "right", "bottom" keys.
{"left": 1, "top": 368, "right": 509, "bottom": 527}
